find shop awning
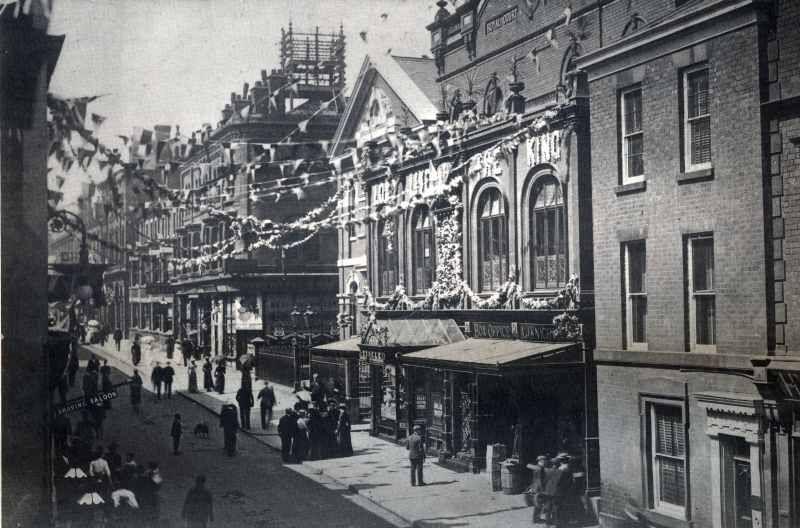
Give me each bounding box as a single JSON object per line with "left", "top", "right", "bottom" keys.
{"left": 310, "top": 337, "right": 361, "bottom": 357}
{"left": 399, "top": 338, "right": 583, "bottom": 374}
{"left": 362, "top": 318, "right": 465, "bottom": 348}
{"left": 177, "top": 284, "right": 239, "bottom": 295}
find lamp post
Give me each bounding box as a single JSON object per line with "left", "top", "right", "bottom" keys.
{"left": 290, "top": 305, "right": 302, "bottom": 390}
{"left": 48, "top": 208, "right": 92, "bottom": 336}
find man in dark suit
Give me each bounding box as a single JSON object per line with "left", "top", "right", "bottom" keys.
{"left": 235, "top": 387, "right": 254, "bottom": 430}
{"left": 162, "top": 361, "right": 175, "bottom": 399}
{"left": 277, "top": 408, "right": 297, "bottom": 462}
{"left": 545, "top": 453, "right": 574, "bottom": 528}
{"left": 527, "top": 454, "right": 551, "bottom": 523}
{"left": 407, "top": 424, "right": 426, "bottom": 486}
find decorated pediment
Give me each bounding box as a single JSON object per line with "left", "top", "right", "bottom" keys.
{"left": 354, "top": 86, "right": 396, "bottom": 146}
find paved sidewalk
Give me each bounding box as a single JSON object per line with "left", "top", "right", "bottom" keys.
{"left": 85, "top": 339, "right": 596, "bottom": 527}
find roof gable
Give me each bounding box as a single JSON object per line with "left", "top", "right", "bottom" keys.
{"left": 331, "top": 54, "right": 440, "bottom": 157}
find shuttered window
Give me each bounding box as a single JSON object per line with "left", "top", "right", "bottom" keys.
{"left": 649, "top": 401, "right": 687, "bottom": 518}
{"left": 684, "top": 66, "right": 712, "bottom": 170}
{"left": 412, "top": 206, "right": 435, "bottom": 294}
{"left": 478, "top": 188, "right": 508, "bottom": 292}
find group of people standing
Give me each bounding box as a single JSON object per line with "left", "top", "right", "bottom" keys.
{"left": 527, "top": 452, "right": 588, "bottom": 527}
{"left": 277, "top": 400, "right": 353, "bottom": 463}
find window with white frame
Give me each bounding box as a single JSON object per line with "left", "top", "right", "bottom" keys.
{"left": 478, "top": 188, "right": 508, "bottom": 292}
{"left": 621, "top": 86, "right": 644, "bottom": 183}
{"left": 688, "top": 235, "right": 716, "bottom": 351}
{"left": 624, "top": 241, "right": 647, "bottom": 350}
{"left": 412, "top": 205, "right": 435, "bottom": 294}
{"left": 647, "top": 400, "right": 687, "bottom": 518}
{"left": 683, "top": 66, "right": 712, "bottom": 171}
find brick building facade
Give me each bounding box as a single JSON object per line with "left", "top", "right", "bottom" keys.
{"left": 575, "top": 0, "right": 800, "bottom": 526}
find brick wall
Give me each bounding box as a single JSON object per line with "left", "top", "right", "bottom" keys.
{"left": 590, "top": 27, "right": 768, "bottom": 355}
{"left": 597, "top": 365, "right": 758, "bottom": 526}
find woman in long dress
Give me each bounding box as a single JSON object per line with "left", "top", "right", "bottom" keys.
{"left": 214, "top": 361, "right": 226, "bottom": 394}
{"left": 336, "top": 403, "right": 353, "bottom": 456}
{"left": 187, "top": 361, "right": 198, "bottom": 393}
{"left": 202, "top": 357, "right": 214, "bottom": 392}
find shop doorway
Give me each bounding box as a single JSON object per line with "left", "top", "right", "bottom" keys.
{"left": 720, "top": 435, "right": 752, "bottom": 528}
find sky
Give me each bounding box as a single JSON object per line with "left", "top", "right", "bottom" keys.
{"left": 47, "top": 0, "right": 439, "bottom": 205}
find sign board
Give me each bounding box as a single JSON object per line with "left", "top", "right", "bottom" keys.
{"left": 527, "top": 130, "right": 562, "bottom": 168}
{"left": 485, "top": 6, "right": 519, "bottom": 35}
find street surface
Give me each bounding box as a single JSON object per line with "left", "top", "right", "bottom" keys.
{"left": 68, "top": 346, "right": 397, "bottom": 528}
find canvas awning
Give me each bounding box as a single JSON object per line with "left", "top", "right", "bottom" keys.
{"left": 178, "top": 284, "right": 239, "bottom": 295}
{"left": 310, "top": 337, "right": 361, "bottom": 358}
{"left": 361, "top": 318, "right": 465, "bottom": 349}
{"left": 400, "top": 338, "right": 583, "bottom": 374}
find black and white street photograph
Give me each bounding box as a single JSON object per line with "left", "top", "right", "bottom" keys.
{"left": 2, "top": 0, "right": 799, "bottom": 526}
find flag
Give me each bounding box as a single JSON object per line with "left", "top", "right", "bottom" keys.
{"left": 90, "top": 113, "right": 106, "bottom": 130}
{"left": 290, "top": 81, "right": 300, "bottom": 96}
{"left": 351, "top": 148, "right": 359, "bottom": 168}
{"left": 563, "top": 5, "right": 572, "bottom": 26}
{"left": 546, "top": 28, "right": 559, "bottom": 49}
{"left": 527, "top": 47, "right": 540, "bottom": 73}
{"left": 332, "top": 157, "right": 342, "bottom": 174}
{"left": 240, "top": 104, "right": 251, "bottom": 119}
{"left": 298, "top": 119, "right": 310, "bottom": 134}
{"left": 293, "top": 158, "right": 304, "bottom": 172}
{"left": 291, "top": 187, "right": 306, "bottom": 200}
{"left": 269, "top": 95, "right": 277, "bottom": 110}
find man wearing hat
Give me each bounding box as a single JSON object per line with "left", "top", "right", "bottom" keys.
{"left": 277, "top": 408, "right": 297, "bottom": 463}
{"left": 545, "top": 453, "right": 573, "bottom": 527}
{"left": 527, "top": 454, "right": 551, "bottom": 523}
{"left": 407, "top": 424, "right": 426, "bottom": 486}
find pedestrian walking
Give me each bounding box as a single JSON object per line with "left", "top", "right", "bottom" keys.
{"left": 162, "top": 361, "right": 175, "bottom": 399}
{"left": 307, "top": 404, "right": 324, "bottom": 460}
{"left": 182, "top": 475, "right": 214, "bottom": 528}
{"left": 214, "top": 360, "right": 226, "bottom": 394}
{"left": 138, "top": 462, "right": 163, "bottom": 528}
{"left": 120, "top": 453, "right": 138, "bottom": 487}
{"left": 188, "top": 360, "right": 199, "bottom": 393}
{"left": 151, "top": 362, "right": 163, "bottom": 401}
{"left": 336, "top": 403, "right": 353, "bottom": 456}
{"left": 202, "top": 357, "right": 214, "bottom": 392}
{"left": 131, "top": 336, "right": 141, "bottom": 366}
{"left": 67, "top": 350, "right": 79, "bottom": 388}
{"left": 86, "top": 353, "right": 100, "bottom": 374}
{"left": 257, "top": 381, "right": 276, "bottom": 429}
{"left": 407, "top": 424, "right": 426, "bottom": 486}
{"left": 82, "top": 369, "right": 98, "bottom": 401}
{"left": 544, "top": 454, "right": 572, "bottom": 528}
{"left": 165, "top": 335, "right": 175, "bottom": 360}
{"left": 100, "top": 359, "right": 111, "bottom": 379}
{"left": 90, "top": 401, "right": 106, "bottom": 440}
{"left": 182, "top": 338, "right": 194, "bottom": 367}
{"left": 114, "top": 328, "right": 123, "bottom": 352}
{"left": 130, "top": 370, "right": 143, "bottom": 415}
{"left": 527, "top": 455, "right": 551, "bottom": 523}
{"left": 219, "top": 404, "right": 239, "bottom": 456}
{"left": 236, "top": 386, "right": 254, "bottom": 430}
{"left": 294, "top": 410, "right": 309, "bottom": 463}
{"left": 89, "top": 447, "right": 113, "bottom": 491}
{"left": 101, "top": 369, "right": 113, "bottom": 410}
{"left": 171, "top": 413, "right": 183, "bottom": 455}
{"left": 278, "top": 408, "right": 297, "bottom": 463}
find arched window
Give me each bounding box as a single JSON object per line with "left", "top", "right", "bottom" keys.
{"left": 412, "top": 206, "right": 435, "bottom": 294}
{"left": 478, "top": 188, "right": 508, "bottom": 291}
{"left": 378, "top": 218, "right": 398, "bottom": 296}
{"left": 530, "top": 177, "right": 567, "bottom": 289}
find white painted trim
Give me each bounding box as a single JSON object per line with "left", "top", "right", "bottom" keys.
{"left": 338, "top": 255, "right": 367, "bottom": 268}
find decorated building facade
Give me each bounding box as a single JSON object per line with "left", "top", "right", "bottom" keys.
{"left": 159, "top": 25, "right": 346, "bottom": 372}
{"left": 326, "top": 0, "right": 599, "bottom": 489}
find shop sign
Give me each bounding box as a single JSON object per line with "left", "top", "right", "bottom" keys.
{"left": 360, "top": 349, "right": 386, "bottom": 364}
{"left": 475, "top": 149, "right": 503, "bottom": 180}
{"left": 485, "top": 6, "right": 519, "bottom": 35}
{"left": 370, "top": 179, "right": 398, "bottom": 205}
{"left": 406, "top": 162, "right": 451, "bottom": 196}
{"left": 527, "top": 129, "right": 562, "bottom": 168}
{"left": 432, "top": 395, "right": 443, "bottom": 418}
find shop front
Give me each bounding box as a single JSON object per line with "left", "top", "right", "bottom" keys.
{"left": 400, "top": 338, "right": 589, "bottom": 478}
{"left": 359, "top": 318, "right": 467, "bottom": 441}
